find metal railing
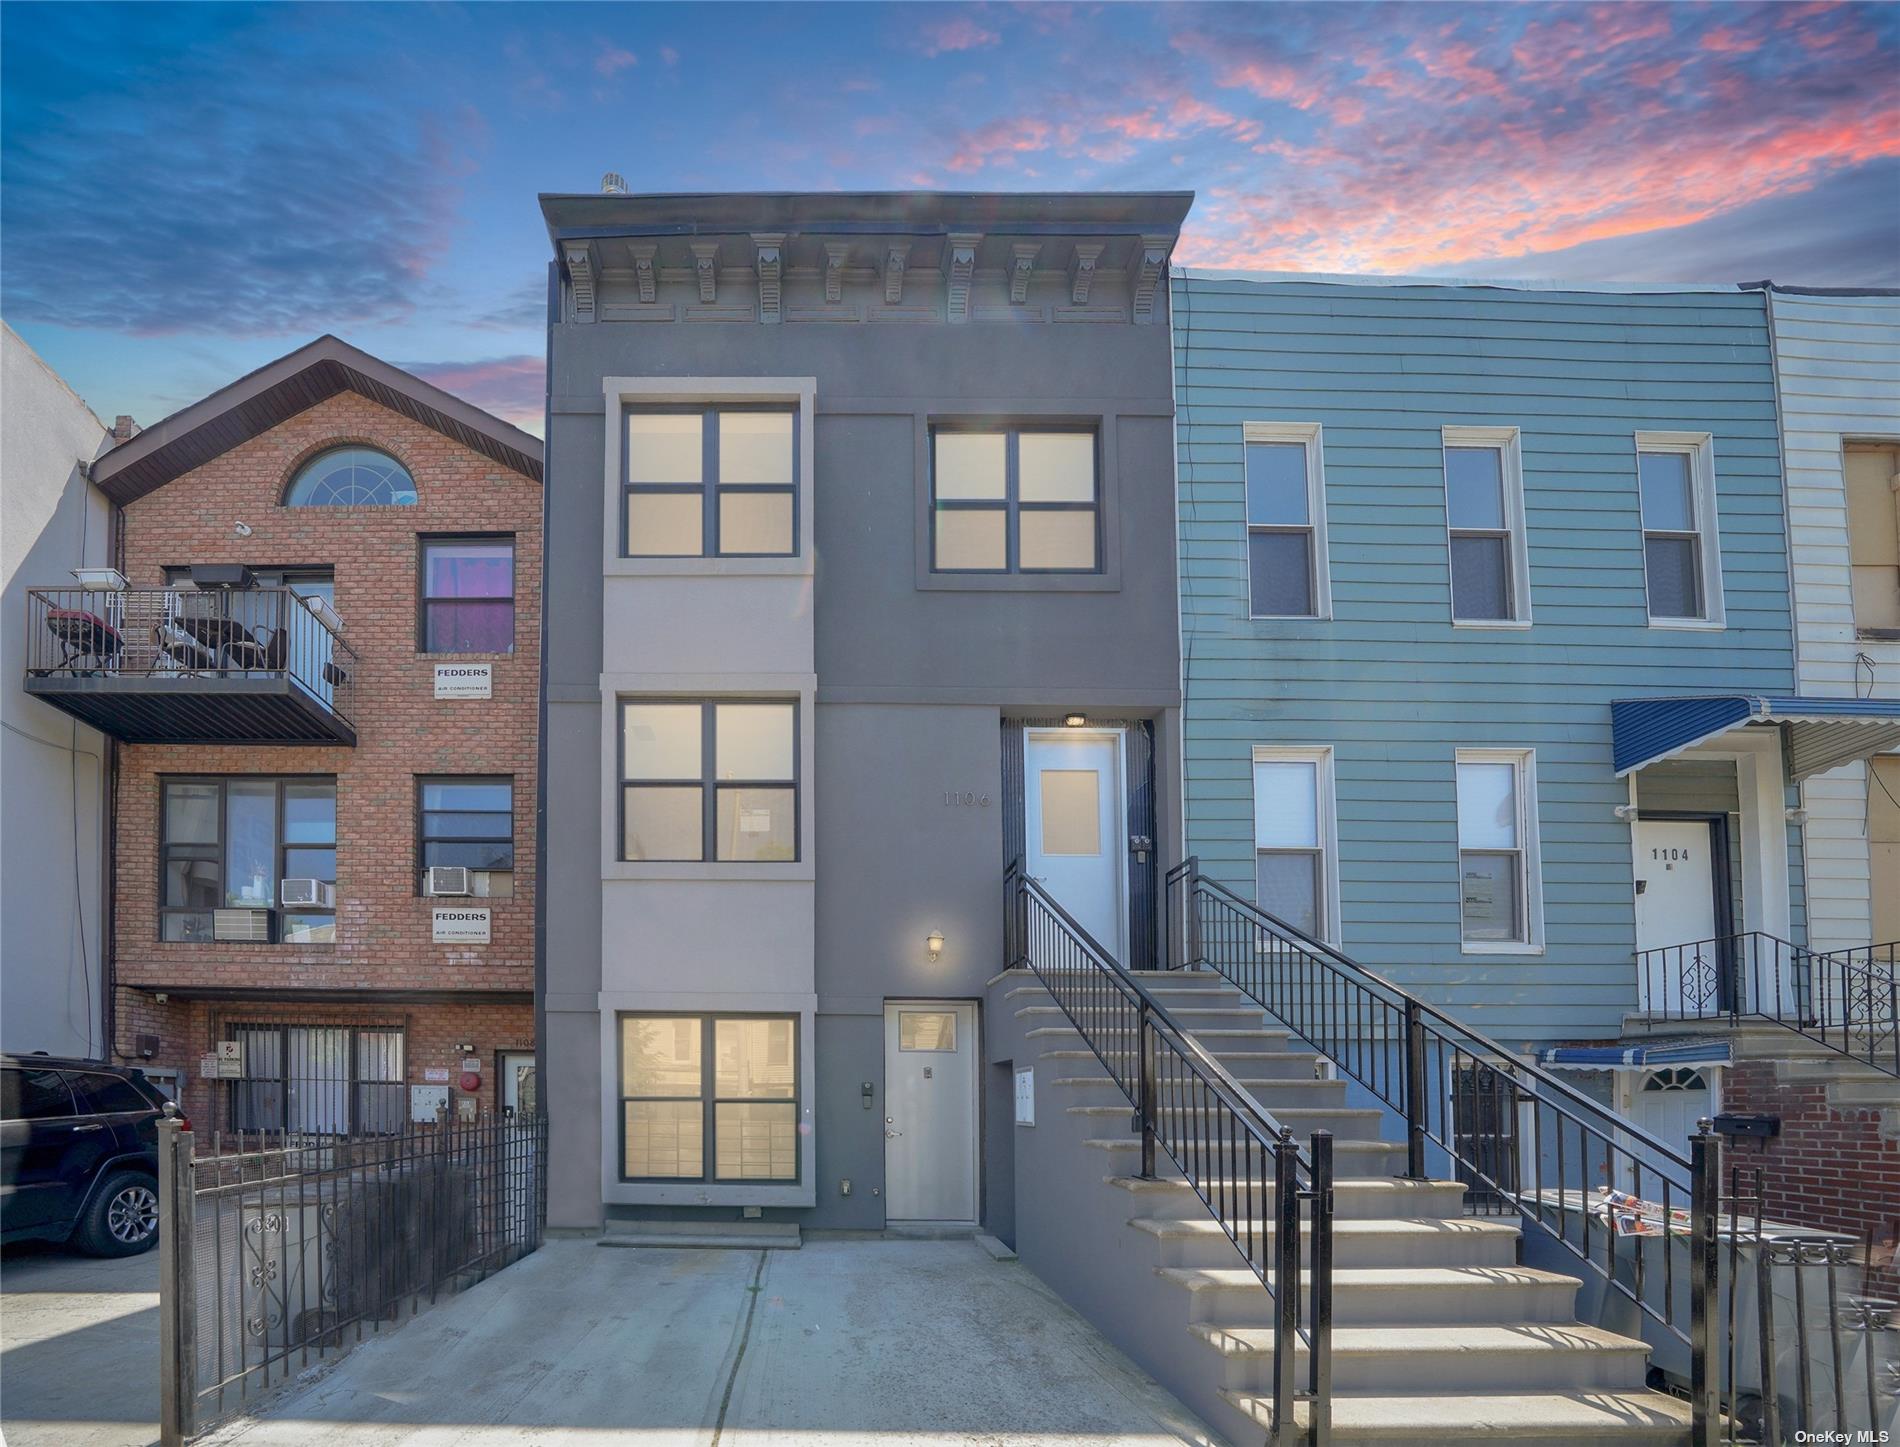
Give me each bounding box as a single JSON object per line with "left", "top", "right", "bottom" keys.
{"left": 1007, "top": 861, "right": 1336, "bottom": 1445}
{"left": 1165, "top": 857, "right": 1729, "bottom": 1439}
{"left": 158, "top": 1109, "right": 546, "bottom": 1445}
{"left": 1637, "top": 931, "right": 1898, "bottom": 1077}
{"left": 26, "top": 586, "right": 357, "bottom": 720}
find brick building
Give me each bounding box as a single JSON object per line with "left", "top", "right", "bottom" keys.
{"left": 24, "top": 337, "right": 542, "bottom": 1130}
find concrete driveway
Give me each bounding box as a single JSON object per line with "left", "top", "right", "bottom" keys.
{"left": 0, "top": 1243, "right": 160, "bottom": 1447}
{"left": 200, "top": 1237, "right": 1218, "bottom": 1446}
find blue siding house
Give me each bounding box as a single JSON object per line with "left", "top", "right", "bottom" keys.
{"left": 1171, "top": 272, "right": 1832, "bottom": 1136}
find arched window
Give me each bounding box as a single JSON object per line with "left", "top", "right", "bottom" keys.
{"left": 285, "top": 447, "right": 417, "bottom": 507}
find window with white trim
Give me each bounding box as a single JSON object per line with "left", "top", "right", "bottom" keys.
{"left": 1454, "top": 749, "right": 1542, "bottom": 950}
{"left": 1636, "top": 433, "right": 1723, "bottom": 626}
{"left": 1442, "top": 427, "right": 1530, "bottom": 624}
{"left": 1244, "top": 423, "right": 1330, "bottom": 619}
{"left": 1252, "top": 746, "right": 1338, "bottom": 943}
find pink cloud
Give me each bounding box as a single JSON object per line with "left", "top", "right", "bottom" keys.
{"left": 405, "top": 356, "right": 544, "bottom": 430}
{"left": 943, "top": 114, "right": 1052, "bottom": 172}
{"left": 918, "top": 16, "right": 1001, "bottom": 57}
{"left": 660, "top": 46, "right": 679, "bottom": 67}
{"left": 595, "top": 46, "right": 637, "bottom": 77}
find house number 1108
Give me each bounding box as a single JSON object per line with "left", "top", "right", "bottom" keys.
{"left": 944, "top": 791, "right": 991, "bottom": 807}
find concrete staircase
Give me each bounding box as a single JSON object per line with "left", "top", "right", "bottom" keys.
{"left": 998, "top": 969, "right": 1694, "bottom": 1445}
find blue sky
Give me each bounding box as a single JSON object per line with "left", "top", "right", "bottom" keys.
{"left": 4, "top": 1, "right": 1895, "bottom": 434}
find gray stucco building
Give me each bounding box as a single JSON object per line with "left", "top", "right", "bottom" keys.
{"left": 538, "top": 191, "right": 1190, "bottom": 1231}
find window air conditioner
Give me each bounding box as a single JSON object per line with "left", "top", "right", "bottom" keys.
{"left": 281, "top": 879, "right": 335, "bottom": 909}
{"left": 425, "top": 866, "right": 472, "bottom": 897}
{"left": 213, "top": 909, "right": 272, "bottom": 943}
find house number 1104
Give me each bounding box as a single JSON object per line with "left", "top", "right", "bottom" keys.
{"left": 944, "top": 791, "right": 991, "bottom": 807}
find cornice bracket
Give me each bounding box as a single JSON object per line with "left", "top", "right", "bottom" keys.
{"left": 944, "top": 232, "right": 981, "bottom": 323}
{"left": 690, "top": 242, "right": 720, "bottom": 304}
{"left": 1069, "top": 243, "right": 1104, "bottom": 306}
{"left": 824, "top": 243, "right": 850, "bottom": 303}
{"left": 884, "top": 242, "right": 911, "bottom": 305}
{"left": 753, "top": 234, "right": 784, "bottom": 323}
{"left": 1009, "top": 243, "right": 1042, "bottom": 305}
{"left": 563, "top": 241, "right": 598, "bottom": 323}
{"left": 1128, "top": 234, "right": 1172, "bottom": 322}
{"left": 629, "top": 244, "right": 657, "bottom": 305}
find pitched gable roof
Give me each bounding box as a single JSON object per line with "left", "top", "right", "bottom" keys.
{"left": 89, "top": 335, "right": 542, "bottom": 505}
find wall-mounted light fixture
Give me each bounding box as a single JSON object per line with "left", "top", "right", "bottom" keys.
{"left": 926, "top": 929, "right": 946, "bottom": 962}
{"left": 1612, "top": 804, "right": 1639, "bottom": 821}
{"left": 233, "top": 520, "right": 253, "bottom": 538}
{"left": 1785, "top": 807, "right": 1808, "bottom": 825}
{"left": 1063, "top": 713, "right": 1087, "bottom": 728}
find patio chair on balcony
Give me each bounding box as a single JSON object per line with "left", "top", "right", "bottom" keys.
{"left": 42, "top": 608, "right": 123, "bottom": 675}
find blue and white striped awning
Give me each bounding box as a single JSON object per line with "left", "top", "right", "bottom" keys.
{"left": 1611, "top": 695, "right": 1900, "bottom": 781}
{"left": 1538, "top": 1039, "right": 1733, "bottom": 1072}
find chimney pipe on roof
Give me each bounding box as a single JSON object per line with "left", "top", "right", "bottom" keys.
{"left": 111, "top": 415, "right": 139, "bottom": 443}
{"left": 601, "top": 172, "right": 628, "bottom": 196}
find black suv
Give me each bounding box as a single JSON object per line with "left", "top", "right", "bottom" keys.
{"left": 1, "top": 1055, "right": 173, "bottom": 1256}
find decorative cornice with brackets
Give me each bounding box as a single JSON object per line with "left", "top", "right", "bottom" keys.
{"left": 943, "top": 233, "right": 981, "bottom": 323}
{"left": 824, "top": 243, "right": 850, "bottom": 304}
{"left": 630, "top": 244, "right": 657, "bottom": 305}
{"left": 1069, "top": 243, "right": 1104, "bottom": 306}
{"left": 1128, "top": 234, "right": 1173, "bottom": 323}
{"left": 564, "top": 241, "right": 598, "bottom": 323}
{"left": 690, "top": 243, "right": 720, "bottom": 304}
{"left": 753, "top": 233, "right": 785, "bottom": 323}
{"left": 884, "top": 242, "right": 911, "bottom": 305}
{"left": 1009, "top": 243, "right": 1042, "bottom": 305}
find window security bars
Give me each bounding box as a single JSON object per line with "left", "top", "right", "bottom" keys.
{"left": 157, "top": 1112, "right": 547, "bottom": 1447}
{"left": 1006, "top": 861, "right": 1337, "bottom": 1445}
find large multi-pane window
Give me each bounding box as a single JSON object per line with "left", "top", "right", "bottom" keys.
{"left": 1454, "top": 751, "right": 1540, "bottom": 948}
{"left": 160, "top": 777, "right": 336, "bottom": 943}
{"left": 1636, "top": 433, "right": 1722, "bottom": 626}
{"left": 619, "top": 700, "right": 798, "bottom": 862}
{"left": 619, "top": 1015, "right": 798, "bottom": 1182}
{"left": 1252, "top": 748, "right": 1335, "bottom": 942}
{"left": 417, "top": 777, "right": 514, "bottom": 896}
{"left": 420, "top": 536, "right": 514, "bottom": 653}
{"left": 229, "top": 1024, "right": 404, "bottom": 1135}
{"left": 623, "top": 408, "right": 796, "bottom": 558}
{"left": 1443, "top": 428, "right": 1529, "bottom": 624}
{"left": 930, "top": 427, "right": 1099, "bottom": 573}
{"left": 1244, "top": 425, "right": 1328, "bottom": 618}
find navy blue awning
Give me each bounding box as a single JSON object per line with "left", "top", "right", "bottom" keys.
{"left": 1611, "top": 695, "right": 1900, "bottom": 780}
{"left": 1538, "top": 1039, "right": 1732, "bottom": 1071}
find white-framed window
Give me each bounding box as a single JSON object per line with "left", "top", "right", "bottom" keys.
{"left": 1243, "top": 422, "right": 1330, "bottom": 619}
{"left": 1442, "top": 426, "right": 1531, "bottom": 626}
{"left": 1251, "top": 745, "right": 1340, "bottom": 944}
{"left": 1636, "top": 431, "right": 1723, "bottom": 627}
{"left": 1454, "top": 748, "right": 1544, "bottom": 952}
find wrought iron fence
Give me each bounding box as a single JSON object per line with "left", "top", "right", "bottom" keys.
{"left": 1637, "top": 931, "right": 1898, "bottom": 1077}
{"left": 158, "top": 1109, "right": 546, "bottom": 1445}
{"left": 1007, "top": 861, "right": 1336, "bottom": 1444}
{"left": 26, "top": 586, "right": 357, "bottom": 719}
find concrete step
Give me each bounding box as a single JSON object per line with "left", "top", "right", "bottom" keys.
{"left": 1156, "top": 1264, "right": 1582, "bottom": 1326}
{"left": 1085, "top": 1135, "right": 1409, "bottom": 1177}
{"left": 1108, "top": 1174, "right": 1470, "bottom": 1221}
{"left": 1066, "top": 1102, "right": 1388, "bottom": 1141}
{"left": 600, "top": 1220, "right": 801, "bottom": 1251}
{"left": 1192, "top": 1321, "right": 1653, "bottom": 1395}
{"left": 1129, "top": 1214, "right": 1520, "bottom": 1270}
{"left": 1221, "top": 1388, "right": 1691, "bottom": 1444}
{"left": 1054, "top": 1074, "right": 1348, "bottom": 1103}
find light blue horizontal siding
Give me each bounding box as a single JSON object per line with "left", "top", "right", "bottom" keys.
{"left": 1174, "top": 277, "right": 1802, "bottom": 1047}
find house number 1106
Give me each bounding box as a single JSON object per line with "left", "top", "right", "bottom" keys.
{"left": 944, "top": 791, "right": 991, "bottom": 807}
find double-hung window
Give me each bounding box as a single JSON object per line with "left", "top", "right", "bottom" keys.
{"left": 1454, "top": 750, "right": 1541, "bottom": 950}
{"left": 1252, "top": 747, "right": 1337, "bottom": 942}
{"left": 1846, "top": 444, "right": 1900, "bottom": 636}
{"left": 931, "top": 426, "right": 1099, "bottom": 573}
{"left": 1245, "top": 424, "right": 1329, "bottom": 618}
{"left": 420, "top": 536, "right": 515, "bottom": 653}
{"left": 619, "top": 700, "right": 798, "bottom": 862}
{"left": 1636, "top": 433, "right": 1723, "bottom": 626}
{"left": 620, "top": 1014, "right": 798, "bottom": 1182}
{"left": 417, "top": 777, "right": 514, "bottom": 896}
{"left": 624, "top": 408, "right": 796, "bottom": 558}
{"left": 160, "top": 777, "right": 336, "bottom": 944}
{"left": 1443, "top": 427, "right": 1530, "bottom": 624}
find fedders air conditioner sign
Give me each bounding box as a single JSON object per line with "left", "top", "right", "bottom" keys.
{"left": 432, "top": 907, "right": 491, "bottom": 944}
{"left": 433, "top": 664, "right": 492, "bottom": 699}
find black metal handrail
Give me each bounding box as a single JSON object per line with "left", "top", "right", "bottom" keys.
{"left": 26, "top": 586, "right": 357, "bottom": 723}
{"left": 1637, "top": 931, "right": 1898, "bottom": 1078}
{"left": 1166, "top": 856, "right": 1726, "bottom": 1439}
{"left": 1007, "top": 861, "right": 1335, "bottom": 1445}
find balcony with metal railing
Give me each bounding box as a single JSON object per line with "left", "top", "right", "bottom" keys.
{"left": 24, "top": 583, "right": 358, "bottom": 745}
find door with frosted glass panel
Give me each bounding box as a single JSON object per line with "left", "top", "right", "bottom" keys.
{"left": 1023, "top": 730, "right": 1126, "bottom": 962}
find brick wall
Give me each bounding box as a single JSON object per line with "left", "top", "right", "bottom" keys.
{"left": 1721, "top": 1058, "right": 1900, "bottom": 1251}
{"left": 106, "top": 389, "right": 543, "bottom": 1105}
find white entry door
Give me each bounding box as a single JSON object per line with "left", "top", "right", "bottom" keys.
{"left": 499, "top": 1052, "right": 536, "bottom": 1117}
{"left": 1024, "top": 730, "right": 1126, "bottom": 961}
{"left": 883, "top": 1003, "right": 978, "bottom": 1223}
{"left": 1634, "top": 819, "right": 1720, "bottom": 1013}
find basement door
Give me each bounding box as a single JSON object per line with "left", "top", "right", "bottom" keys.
{"left": 1023, "top": 729, "right": 1127, "bottom": 962}
{"left": 883, "top": 1003, "right": 978, "bottom": 1224}
{"left": 1634, "top": 817, "right": 1725, "bottom": 1014}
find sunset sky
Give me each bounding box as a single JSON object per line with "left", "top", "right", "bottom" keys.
{"left": 4, "top": 1, "right": 1895, "bottom": 434}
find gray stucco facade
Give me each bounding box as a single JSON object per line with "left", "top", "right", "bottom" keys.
{"left": 539, "top": 192, "right": 1189, "bottom": 1231}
